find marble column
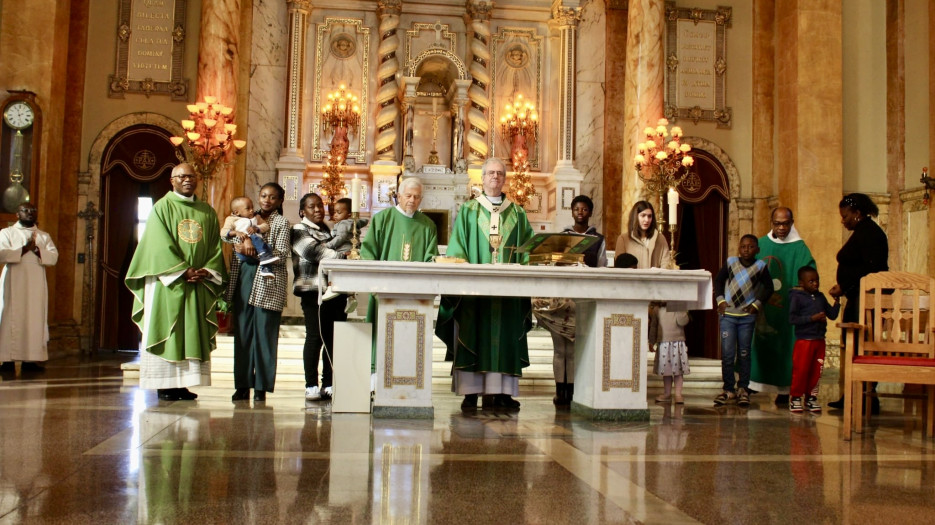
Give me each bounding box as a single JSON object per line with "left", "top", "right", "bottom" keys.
{"left": 929, "top": 0, "right": 935, "bottom": 278}
{"left": 885, "top": 0, "right": 905, "bottom": 270}
{"left": 281, "top": 0, "right": 310, "bottom": 162}
{"left": 198, "top": 0, "right": 244, "bottom": 216}
{"left": 465, "top": 0, "right": 493, "bottom": 164}
{"left": 621, "top": 0, "right": 665, "bottom": 230}
{"left": 775, "top": 0, "right": 843, "bottom": 284}
{"left": 400, "top": 77, "right": 419, "bottom": 172}
{"left": 375, "top": 0, "right": 402, "bottom": 163}
{"left": 751, "top": 0, "right": 775, "bottom": 236}
{"left": 603, "top": 1, "right": 628, "bottom": 246}
{"left": 576, "top": 1, "right": 605, "bottom": 233}
{"left": 551, "top": 2, "right": 584, "bottom": 230}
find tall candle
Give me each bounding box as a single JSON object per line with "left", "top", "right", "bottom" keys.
{"left": 667, "top": 187, "right": 679, "bottom": 226}
{"left": 351, "top": 175, "right": 361, "bottom": 212}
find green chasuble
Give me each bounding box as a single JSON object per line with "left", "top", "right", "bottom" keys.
{"left": 434, "top": 196, "right": 534, "bottom": 376}
{"left": 361, "top": 207, "right": 439, "bottom": 369}
{"left": 126, "top": 192, "right": 227, "bottom": 362}
{"left": 750, "top": 231, "right": 815, "bottom": 392}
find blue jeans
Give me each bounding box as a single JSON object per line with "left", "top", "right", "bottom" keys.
{"left": 234, "top": 233, "right": 271, "bottom": 265}
{"left": 719, "top": 314, "right": 756, "bottom": 392}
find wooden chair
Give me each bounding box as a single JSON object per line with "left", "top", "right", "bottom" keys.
{"left": 842, "top": 271, "right": 935, "bottom": 440}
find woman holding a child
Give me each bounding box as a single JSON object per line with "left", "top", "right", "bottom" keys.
{"left": 228, "top": 183, "right": 291, "bottom": 403}
{"left": 291, "top": 193, "right": 349, "bottom": 402}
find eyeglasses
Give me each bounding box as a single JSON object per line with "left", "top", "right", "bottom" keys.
{"left": 771, "top": 220, "right": 792, "bottom": 227}
{"left": 484, "top": 171, "right": 506, "bottom": 178}
{"left": 172, "top": 174, "right": 197, "bottom": 181}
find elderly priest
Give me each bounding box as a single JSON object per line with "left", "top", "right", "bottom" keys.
{"left": 361, "top": 176, "right": 438, "bottom": 378}
{"left": 435, "top": 157, "right": 535, "bottom": 411}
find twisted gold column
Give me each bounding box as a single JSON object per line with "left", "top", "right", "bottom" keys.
{"left": 466, "top": 0, "right": 493, "bottom": 162}
{"left": 375, "top": 0, "right": 401, "bottom": 162}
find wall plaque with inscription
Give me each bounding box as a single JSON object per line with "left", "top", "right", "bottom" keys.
{"left": 664, "top": 4, "right": 731, "bottom": 128}
{"left": 109, "top": 0, "right": 189, "bottom": 100}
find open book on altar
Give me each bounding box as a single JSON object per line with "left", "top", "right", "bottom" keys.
{"left": 516, "top": 232, "right": 600, "bottom": 266}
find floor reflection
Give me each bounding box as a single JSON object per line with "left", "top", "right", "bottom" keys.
{"left": 3, "top": 358, "right": 935, "bottom": 524}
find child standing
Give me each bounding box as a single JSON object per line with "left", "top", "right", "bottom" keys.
{"left": 713, "top": 234, "right": 774, "bottom": 406}
{"left": 222, "top": 196, "right": 279, "bottom": 279}
{"left": 653, "top": 306, "right": 691, "bottom": 404}
{"left": 787, "top": 266, "right": 840, "bottom": 412}
{"left": 326, "top": 198, "right": 369, "bottom": 254}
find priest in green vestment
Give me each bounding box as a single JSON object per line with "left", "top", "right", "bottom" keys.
{"left": 750, "top": 207, "right": 816, "bottom": 404}
{"left": 126, "top": 163, "right": 227, "bottom": 402}
{"left": 435, "top": 157, "right": 535, "bottom": 411}
{"left": 360, "top": 176, "right": 439, "bottom": 376}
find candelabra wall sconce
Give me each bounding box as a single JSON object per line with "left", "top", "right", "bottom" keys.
{"left": 921, "top": 167, "right": 935, "bottom": 205}
{"left": 500, "top": 94, "right": 538, "bottom": 207}
{"left": 634, "top": 118, "right": 695, "bottom": 269}
{"left": 169, "top": 96, "right": 246, "bottom": 198}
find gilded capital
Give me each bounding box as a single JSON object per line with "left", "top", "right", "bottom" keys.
{"left": 466, "top": 0, "right": 494, "bottom": 21}
{"left": 377, "top": 0, "right": 402, "bottom": 16}
{"left": 288, "top": 0, "right": 312, "bottom": 13}
{"left": 551, "top": 6, "right": 581, "bottom": 27}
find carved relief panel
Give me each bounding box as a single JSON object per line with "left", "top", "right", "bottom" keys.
{"left": 312, "top": 17, "right": 371, "bottom": 163}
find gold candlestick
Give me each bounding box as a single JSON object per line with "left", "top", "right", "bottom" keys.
{"left": 347, "top": 211, "right": 361, "bottom": 260}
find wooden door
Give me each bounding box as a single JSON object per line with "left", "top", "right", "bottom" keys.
{"left": 95, "top": 125, "right": 176, "bottom": 351}
{"left": 672, "top": 149, "right": 730, "bottom": 359}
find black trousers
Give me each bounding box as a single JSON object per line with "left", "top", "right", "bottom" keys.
{"left": 300, "top": 293, "right": 348, "bottom": 389}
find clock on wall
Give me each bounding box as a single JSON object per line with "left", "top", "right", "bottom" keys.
{"left": 0, "top": 93, "right": 41, "bottom": 218}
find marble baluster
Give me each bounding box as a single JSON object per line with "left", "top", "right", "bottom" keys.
{"left": 282, "top": 0, "right": 310, "bottom": 161}
{"left": 465, "top": 0, "right": 493, "bottom": 164}
{"left": 621, "top": 0, "right": 665, "bottom": 222}
{"left": 198, "top": 0, "right": 243, "bottom": 216}
{"left": 375, "top": 0, "right": 402, "bottom": 162}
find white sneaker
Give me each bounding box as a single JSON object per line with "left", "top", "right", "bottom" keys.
{"left": 305, "top": 386, "right": 321, "bottom": 401}
{"left": 322, "top": 386, "right": 333, "bottom": 399}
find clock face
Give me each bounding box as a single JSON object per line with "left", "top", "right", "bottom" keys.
{"left": 3, "top": 101, "right": 34, "bottom": 130}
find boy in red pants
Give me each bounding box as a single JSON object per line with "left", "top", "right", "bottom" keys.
{"left": 788, "top": 266, "right": 840, "bottom": 412}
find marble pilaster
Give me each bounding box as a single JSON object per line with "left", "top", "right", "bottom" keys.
{"left": 775, "top": 0, "right": 844, "bottom": 283}
{"left": 280, "top": 0, "right": 310, "bottom": 162}
{"left": 251, "top": 0, "right": 289, "bottom": 203}
{"left": 602, "top": 3, "right": 628, "bottom": 245}
{"left": 751, "top": 0, "right": 775, "bottom": 237}
{"left": 550, "top": 2, "right": 584, "bottom": 230}
{"left": 886, "top": 0, "right": 906, "bottom": 271}
{"left": 622, "top": 0, "right": 665, "bottom": 231}
{"left": 575, "top": 0, "right": 605, "bottom": 231}
{"left": 198, "top": 0, "right": 244, "bottom": 217}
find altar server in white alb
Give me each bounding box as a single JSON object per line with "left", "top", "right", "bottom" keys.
{"left": 0, "top": 203, "right": 59, "bottom": 371}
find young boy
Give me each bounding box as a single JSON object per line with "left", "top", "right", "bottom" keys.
{"left": 326, "top": 198, "right": 369, "bottom": 254}
{"left": 221, "top": 196, "right": 279, "bottom": 279}
{"left": 713, "top": 234, "right": 774, "bottom": 406}
{"left": 787, "top": 266, "right": 840, "bottom": 412}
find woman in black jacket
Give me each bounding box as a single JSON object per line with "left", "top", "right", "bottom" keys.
{"left": 827, "top": 193, "right": 888, "bottom": 409}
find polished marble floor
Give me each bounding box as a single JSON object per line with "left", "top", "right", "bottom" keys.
{"left": 1, "top": 356, "right": 934, "bottom": 524}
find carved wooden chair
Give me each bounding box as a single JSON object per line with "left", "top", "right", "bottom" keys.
{"left": 842, "top": 271, "right": 935, "bottom": 440}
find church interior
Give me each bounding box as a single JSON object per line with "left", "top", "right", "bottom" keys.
{"left": 2, "top": 0, "right": 935, "bottom": 522}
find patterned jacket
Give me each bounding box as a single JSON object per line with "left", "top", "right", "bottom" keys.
{"left": 291, "top": 218, "right": 343, "bottom": 295}
{"left": 225, "top": 211, "right": 291, "bottom": 312}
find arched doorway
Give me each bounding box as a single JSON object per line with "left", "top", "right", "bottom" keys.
{"left": 95, "top": 124, "right": 177, "bottom": 351}
{"left": 673, "top": 148, "right": 730, "bottom": 359}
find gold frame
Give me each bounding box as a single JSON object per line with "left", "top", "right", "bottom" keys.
{"left": 491, "top": 27, "right": 543, "bottom": 169}
{"left": 664, "top": 3, "right": 732, "bottom": 128}
{"left": 109, "top": 0, "right": 189, "bottom": 100}
{"left": 602, "top": 314, "right": 642, "bottom": 392}
{"left": 312, "top": 17, "right": 370, "bottom": 163}
{"left": 383, "top": 309, "right": 427, "bottom": 389}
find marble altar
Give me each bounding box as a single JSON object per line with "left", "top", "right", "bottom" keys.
{"left": 320, "top": 260, "right": 712, "bottom": 419}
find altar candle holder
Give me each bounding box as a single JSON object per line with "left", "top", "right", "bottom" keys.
{"left": 347, "top": 211, "right": 362, "bottom": 260}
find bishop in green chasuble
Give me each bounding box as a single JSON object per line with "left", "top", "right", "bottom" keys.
{"left": 126, "top": 186, "right": 227, "bottom": 368}
{"left": 435, "top": 183, "right": 535, "bottom": 402}
{"left": 750, "top": 210, "right": 815, "bottom": 397}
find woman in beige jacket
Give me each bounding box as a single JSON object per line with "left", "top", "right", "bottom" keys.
{"left": 614, "top": 200, "right": 669, "bottom": 268}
